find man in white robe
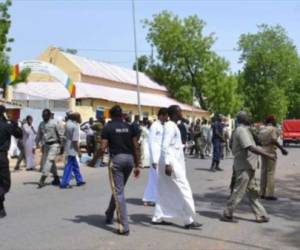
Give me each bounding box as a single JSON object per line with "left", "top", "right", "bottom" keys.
{"left": 143, "top": 108, "right": 168, "bottom": 206}
{"left": 23, "top": 116, "right": 36, "bottom": 170}
{"left": 152, "top": 105, "right": 202, "bottom": 229}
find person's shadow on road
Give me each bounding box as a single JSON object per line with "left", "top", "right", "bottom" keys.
{"left": 64, "top": 215, "right": 115, "bottom": 233}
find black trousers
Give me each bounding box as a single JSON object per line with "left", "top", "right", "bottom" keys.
{"left": 0, "top": 152, "right": 10, "bottom": 208}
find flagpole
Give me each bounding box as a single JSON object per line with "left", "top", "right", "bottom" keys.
{"left": 132, "top": 0, "right": 142, "bottom": 120}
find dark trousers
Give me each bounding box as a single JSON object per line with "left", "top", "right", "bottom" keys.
{"left": 61, "top": 156, "right": 84, "bottom": 187}
{"left": 15, "top": 147, "right": 25, "bottom": 169}
{"left": 0, "top": 152, "right": 10, "bottom": 209}
{"left": 212, "top": 139, "right": 222, "bottom": 163}
{"left": 86, "top": 135, "right": 95, "bottom": 156}
{"left": 106, "top": 154, "right": 134, "bottom": 232}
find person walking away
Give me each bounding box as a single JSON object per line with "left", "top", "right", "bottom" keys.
{"left": 143, "top": 108, "right": 168, "bottom": 206}
{"left": 223, "top": 120, "right": 231, "bottom": 159}
{"left": 210, "top": 115, "right": 225, "bottom": 172}
{"left": 258, "top": 115, "right": 288, "bottom": 201}
{"left": 36, "top": 109, "right": 62, "bottom": 188}
{"left": 22, "top": 116, "right": 36, "bottom": 171}
{"left": 188, "top": 122, "right": 196, "bottom": 156}
{"left": 82, "top": 117, "right": 95, "bottom": 157}
{"left": 0, "top": 105, "right": 22, "bottom": 218}
{"left": 152, "top": 105, "right": 202, "bottom": 229}
{"left": 60, "top": 113, "right": 86, "bottom": 188}
{"left": 100, "top": 105, "right": 141, "bottom": 236}
{"left": 193, "top": 119, "right": 201, "bottom": 158}
{"left": 178, "top": 119, "right": 188, "bottom": 153}
{"left": 221, "top": 111, "right": 276, "bottom": 223}
{"left": 88, "top": 116, "right": 105, "bottom": 167}
{"left": 139, "top": 119, "right": 151, "bottom": 169}
{"left": 199, "top": 119, "right": 210, "bottom": 159}
{"left": 14, "top": 122, "right": 26, "bottom": 171}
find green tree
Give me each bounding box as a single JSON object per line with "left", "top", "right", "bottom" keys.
{"left": 0, "top": 0, "right": 29, "bottom": 94}
{"left": 132, "top": 55, "right": 149, "bottom": 72}
{"left": 238, "top": 24, "right": 300, "bottom": 121}
{"left": 59, "top": 47, "right": 78, "bottom": 55}
{"left": 143, "top": 11, "right": 241, "bottom": 115}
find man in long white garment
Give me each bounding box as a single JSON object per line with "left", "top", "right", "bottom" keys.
{"left": 152, "top": 105, "right": 202, "bottom": 229}
{"left": 23, "top": 116, "right": 36, "bottom": 171}
{"left": 143, "top": 108, "right": 168, "bottom": 206}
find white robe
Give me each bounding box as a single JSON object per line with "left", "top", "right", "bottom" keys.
{"left": 153, "top": 120, "right": 196, "bottom": 224}
{"left": 23, "top": 123, "right": 36, "bottom": 169}
{"left": 139, "top": 126, "right": 151, "bottom": 167}
{"left": 143, "top": 120, "right": 163, "bottom": 203}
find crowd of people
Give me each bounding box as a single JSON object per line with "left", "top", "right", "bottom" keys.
{"left": 0, "top": 104, "right": 289, "bottom": 237}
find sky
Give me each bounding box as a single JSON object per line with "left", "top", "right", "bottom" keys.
{"left": 8, "top": 0, "right": 300, "bottom": 73}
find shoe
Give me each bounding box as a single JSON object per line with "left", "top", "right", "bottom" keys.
{"left": 116, "top": 229, "right": 130, "bottom": 236}
{"left": 264, "top": 196, "right": 278, "bottom": 201}
{"left": 60, "top": 185, "right": 72, "bottom": 189}
{"left": 184, "top": 221, "right": 202, "bottom": 229}
{"left": 14, "top": 167, "right": 20, "bottom": 171}
{"left": 151, "top": 220, "right": 173, "bottom": 225}
{"left": 0, "top": 208, "right": 7, "bottom": 218}
{"left": 37, "top": 176, "right": 47, "bottom": 189}
{"left": 220, "top": 213, "right": 237, "bottom": 223}
{"left": 51, "top": 176, "right": 60, "bottom": 186}
{"left": 26, "top": 168, "right": 35, "bottom": 171}
{"left": 76, "top": 182, "right": 86, "bottom": 187}
{"left": 256, "top": 216, "right": 270, "bottom": 223}
{"left": 260, "top": 195, "right": 265, "bottom": 199}
{"left": 105, "top": 217, "right": 113, "bottom": 225}
{"left": 215, "top": 162, "right": 223, "bottom": 171}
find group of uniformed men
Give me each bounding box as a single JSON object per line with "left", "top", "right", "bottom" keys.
{"left": 0, "top": 104, "right": 289, "bottom": 236}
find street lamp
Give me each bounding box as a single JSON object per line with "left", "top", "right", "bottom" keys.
{"left": 132, "top": 0, "right": 142, "bottom": 120}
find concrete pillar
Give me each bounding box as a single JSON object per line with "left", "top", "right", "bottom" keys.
{"left": 68, "top": 97, "right": 76, "bottom": 111}
{"left": 5, "top": 85, "right": 13, "bottom": 102}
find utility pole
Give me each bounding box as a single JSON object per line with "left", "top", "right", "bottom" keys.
{"left": 132, "top": 0, "right": 142, "bottom": 119}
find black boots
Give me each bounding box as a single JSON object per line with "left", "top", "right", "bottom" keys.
{"left": 51, "top": 175, "right": 60, "bottom": 186}
{"left": 38, "top": 175, "right": 47, "bottom": 189}
{"left": 210, "top": 161, "right": 223, "bottom": 172}
{"left": 0, "top": 202, "right": 6, "bottom": 219}
{"left": 215, "top": 161, "right": 223, "bottom": 171}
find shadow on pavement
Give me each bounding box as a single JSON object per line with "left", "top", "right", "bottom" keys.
{"left": 194, "top": 168, "right": 212, "bottom": 172}
{"left": 126, "top": 198, "right": 144, "bottom": 206}
{"left": 129, "top": 213, "right": 272, "bottom": 250}
{"left": 64, "top": 215, "right": 115, "bottom": 233}
{"left": 23, "top": 181, "right": 44, "bottom": 186}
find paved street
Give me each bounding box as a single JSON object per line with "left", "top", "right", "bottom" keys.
{"left": 0, "top": 148, "right": 299, "bottom": 250}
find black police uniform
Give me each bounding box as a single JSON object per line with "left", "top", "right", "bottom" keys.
{"left": 0, "top": 116, "right": 22, "bottom": 216}
{"left": 102, "top": 118, "right": 138, "bottom": 233}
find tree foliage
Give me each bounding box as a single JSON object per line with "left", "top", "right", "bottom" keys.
{"left": 133, "top": 55, "right": 149, "bottom": 72}
{"left": 238, "top": 24, "right": 300, "bottom": 121}
{"left": 142, "top": 11, "right": 241, "bottom": 115}
{"left": 0, "top": 0, "right": 29, "bottom": 92}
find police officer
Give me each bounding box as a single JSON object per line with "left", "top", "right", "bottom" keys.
{"left": 36, "top": 109, "right": 62, "bottom": 188}
{"left": 99, "top": 105, "right": 141, "bottom": 236}
{"left": 88, "top": 116, "right": 105, "bottom": 167}
{"left": 222, "top": 111, "right": 276, "bottom": 223}
{"left": 259, "top": 115, "right": 288, "bottom": 200}
{"left": 210, "top": 115, "right": 225, "bottom": 171}
{"left": 193, "top": 119, "right": 201, "bottom": 157}
{"left": 0, "top": 105, "right": 22, "bottom": 218}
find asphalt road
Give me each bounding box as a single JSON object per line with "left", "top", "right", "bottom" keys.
{"left": 0, "top": 148, "right": 299, "bottom": 250}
